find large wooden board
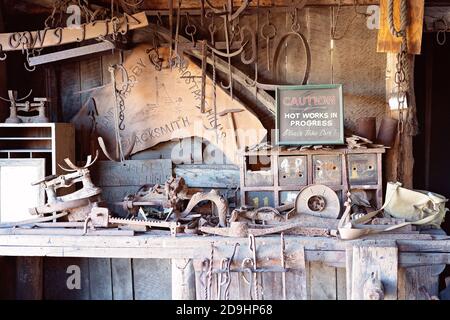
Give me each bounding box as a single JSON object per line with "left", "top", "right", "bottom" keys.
{"left": 76, "top": 45, "right": 266, "bottom": 165}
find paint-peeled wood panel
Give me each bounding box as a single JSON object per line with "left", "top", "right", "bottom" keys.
{"left": 133, "top": 258, "right": 172, "bottom": 300}
{"left": 308, "top": 262, "right": 337, "bottom": 300}
{"left": 111, "top": 259, "right": 133, "bottom": 300}
{"left": 43, "top": 257, "right": 90, "bottom": 300}
{"left": 88, "top": 258, "right": 113, "bottom": 300}
{"left": 332, "top": 6, "right": 386, "bottom": 133}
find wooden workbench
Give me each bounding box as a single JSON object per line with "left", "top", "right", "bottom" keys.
{"left": 0, "top": 233, "right": 448, "bottom": 300}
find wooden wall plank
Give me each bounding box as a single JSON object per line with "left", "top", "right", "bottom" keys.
{"left": 111, "top": 258, "right": 134, "bottom": 300}
{"left": 308, "top": 262, "right": 337, "bottom": 300}
{"left": 88, "top": 258, "right": 113, "bottom": 300}
{"left": 0, "top": 257, "right": 16, "bottom": 299}
{"left": 260, "top": 272, "right": 280, "bottom": 300}
{"left": 336, "top": 268, "right": 347, "bottom": 300}
{"left": 133, "top": 258, "right": 172, "bottom": 300}
{"left": 43, "top": 257, "right": 90, "bottom": 300}
{"left": 15, "top": 257, "right": 43, "bottom": 300}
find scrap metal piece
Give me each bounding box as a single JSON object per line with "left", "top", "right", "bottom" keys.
{"left": 199, "top": 220, "right": 333, "bottom": 237}
{"left": 29, "top": 153, "right": 104, "bottom": 222}
{"left": 180, "top": 189, "right": 228, "bottom": 227}
{"left": 295, "top": 184, "right": 341, "bottom": 219}
{"left": 1, "top": 90, "right": 49, "bottom": 123}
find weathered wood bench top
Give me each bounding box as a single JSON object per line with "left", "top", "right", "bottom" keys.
{"left": 0, "top": 233, "right": 448, "bottom": 268}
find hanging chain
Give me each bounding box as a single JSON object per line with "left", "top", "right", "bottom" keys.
{"left": 209, "top": 16, "right": 219, "bottom": 143}
{"left": 388, "top": 0, "right": 409, "bottom": 182}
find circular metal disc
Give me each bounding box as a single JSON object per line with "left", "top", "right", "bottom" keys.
{"left": 295, "top": 184, "right": 341, "bottom": 219}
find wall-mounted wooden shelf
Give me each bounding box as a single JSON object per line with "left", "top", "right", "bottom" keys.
{"left": 0, "top": 123, "right": 75, "bottom": 175}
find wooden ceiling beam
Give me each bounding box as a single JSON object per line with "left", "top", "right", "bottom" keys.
{"left": 137, "top": 0, "right": 380, "bottom": 10}
{"left": 17, "top": 0, "right": 381, "bottom": 13}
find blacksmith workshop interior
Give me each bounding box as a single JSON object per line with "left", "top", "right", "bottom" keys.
{"left": 0, "top": 0, "right": 449, "bottom": 301}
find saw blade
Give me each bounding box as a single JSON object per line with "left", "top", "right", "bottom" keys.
{"left": 295, "top": 184, "right": 341, "bottom": 219}
{"left": 108, "top": 216, "right": 180, "bottom": 230}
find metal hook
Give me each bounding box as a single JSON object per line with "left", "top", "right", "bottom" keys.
{"left": 0, "top": 44, "right": 6, "bottom": 61}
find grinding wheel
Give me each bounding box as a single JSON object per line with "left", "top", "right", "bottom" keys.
{"left": 295, "top": 184, "right": 341, "bottom": 219}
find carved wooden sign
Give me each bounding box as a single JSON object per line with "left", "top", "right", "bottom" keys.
{"left": 81, "top": 45, "right": 266, "bottom": 164}
{"left": 0, "top": 12, "right": 148, "bottom": 52}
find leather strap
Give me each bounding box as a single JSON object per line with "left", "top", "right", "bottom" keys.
{"left": 338, "top": 182, "right": 443, "bottom": 240}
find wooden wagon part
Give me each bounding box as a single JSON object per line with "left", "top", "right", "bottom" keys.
{"left": 180, "top": 189, "right": 228, "bottom": 227}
